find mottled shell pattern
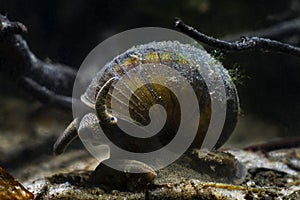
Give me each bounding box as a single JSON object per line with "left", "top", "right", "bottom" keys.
{"left": 81, "top": 41, "right": 239, "bottom": 150}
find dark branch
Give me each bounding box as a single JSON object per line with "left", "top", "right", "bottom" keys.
{"left": 175, "top": 18, "right": 300, "bottom": 57}
{"left": 19, "top": 77, "right": 74, "bottom": 110}
{"left": 0, "top": 14, "right": 76, "bottom": 110}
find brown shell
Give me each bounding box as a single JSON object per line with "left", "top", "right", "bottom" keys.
{"left": 81, "top": 41, "right": 239, "bottom": 149}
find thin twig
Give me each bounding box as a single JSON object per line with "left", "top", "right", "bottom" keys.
{"left": 222, "top": 18, "right": 300, "bottom": 44}
{"left": 175, "top": 18, "right": 300, "bottom": 57}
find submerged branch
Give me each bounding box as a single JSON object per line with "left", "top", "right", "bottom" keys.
{"left": 0, "top": 14, "right": 75, "bottom": 110}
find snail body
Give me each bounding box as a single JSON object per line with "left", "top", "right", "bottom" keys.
{"left": 53, "top": 41, "right": 239, "bottom": 186}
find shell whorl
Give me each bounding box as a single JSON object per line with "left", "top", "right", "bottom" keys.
{"left": 81, "top": 41, "right": 239, "bottom": 150}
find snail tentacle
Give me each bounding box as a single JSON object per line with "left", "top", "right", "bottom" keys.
{"left": 53, "top": 118, "right": 79, "bottom": 155}
{"left": 95, "top": 77, "right": 118, "bottom": 126}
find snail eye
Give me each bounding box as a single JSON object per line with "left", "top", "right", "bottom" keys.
{"left": 110, "top": 116, "right": 117, "bottom": 124}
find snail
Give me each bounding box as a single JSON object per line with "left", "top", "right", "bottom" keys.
{"left": 53, "top": 41, "right": 239, "bottom": 188}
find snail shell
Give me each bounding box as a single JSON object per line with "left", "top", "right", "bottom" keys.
{"left": 80, "top": 41, "right": 239, "bottom": 152}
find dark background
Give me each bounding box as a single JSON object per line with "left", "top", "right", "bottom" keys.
{"left": 1, "top": 0, "right": 300, "bottom": 147}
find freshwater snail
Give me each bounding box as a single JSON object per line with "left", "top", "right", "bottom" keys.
{"left": 53, "top": 41, "right": 239, "bottom": 187}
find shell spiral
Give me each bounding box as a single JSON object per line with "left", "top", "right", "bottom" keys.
{"left": 81, "top": 41, "right": 239, "bottom": 152}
